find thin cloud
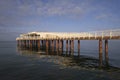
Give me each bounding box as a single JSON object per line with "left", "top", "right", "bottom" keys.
{"left": 96, "top": 14, "right": 110, "bottom": 19}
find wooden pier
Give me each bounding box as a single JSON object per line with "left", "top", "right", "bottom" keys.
{"left": 16, "top": 29, "right": 120, "bottom": 67}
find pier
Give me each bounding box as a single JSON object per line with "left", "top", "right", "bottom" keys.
{"left": 16, "top": 29, "right": 120, "bottom": 67}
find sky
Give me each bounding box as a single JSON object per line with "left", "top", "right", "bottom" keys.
{"left": 0, "top": 0, "right": 120, "bottom": 41}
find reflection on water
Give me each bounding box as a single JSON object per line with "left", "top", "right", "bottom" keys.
{"left": 17, "top": 46, "right": 120, "bottom": 71}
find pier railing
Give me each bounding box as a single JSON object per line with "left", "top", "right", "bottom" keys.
{"left": 16, "top": 29, "right": 120, "bottom": 40}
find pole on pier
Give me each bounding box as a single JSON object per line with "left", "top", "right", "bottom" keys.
{"left": 105, "top": 40, "right": 109, "bottom": 65}
{"left": 99, "top": 39, "right": 103, "bottom": 67}
{"left": 78, "top": 40, "right": 80, "bottom": 56}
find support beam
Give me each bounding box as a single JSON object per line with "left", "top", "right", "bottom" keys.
{"left": 66, "top": 40, "right": 68, "bottom": 52}
{"left": 21, "top": 40, "right": 24, "bottom": 47}
{"left": 41, "top": 40, "right": 43, "bottom": 46}
{"left": 51, "top": 40, "right": 54, "bottom": 51}
{"left": 46, "top": 40, "right": 48, "bottom": 48}
{"left": 27, "top": 40, "right": 30, "bottom": 48}
{"left": 56, "top": 40, "right": 59, "bottom": 54}
{"left": 105, "top": 40, "right": 109, "bottom": 65}
{"left": 69, "top": 40, "right": 71, "bottom": 54}
{"left": 78, "top": 40, "right": 80, "bottom": 56}
{"left": 71, "top": 40, "right": 74, "bottom": 50}
{"left": 99, "top": 39, "right": 103, "bottom": 67}
{"left": 37, "top": 40, "right": 40, "bottom": 49}
{"left": 59, "top": 40, "right": 62, "bottom": 50}
{"left": 30, "top": 40, "right": 32, "bottom": 49}
{"left": 24, "top": 40, "right": 26, "bottom": 48}
{"left": 59, "top": 40, "right": 62, "bottom": 54}
{"left": 17, "top": 40, "right": 19, "bottom": 46}
{"left": 71, "top": 40, "right": 74, "bottom": 55}
{"left": 56, "top": 40, "right": 58, "bottom": 51}
{"left": 21, "top": 40, "right": 23, "bottom": 47}
{"left": 62, "top": 40, "right": 64, "bottom": 51}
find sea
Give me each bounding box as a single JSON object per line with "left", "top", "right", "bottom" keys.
{"left": 0, "top": 40, "right": 120, "bottom": 80}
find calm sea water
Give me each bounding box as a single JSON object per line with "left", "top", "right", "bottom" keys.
{"left": 0, "top": 41, "right": 120, "bottom": 80}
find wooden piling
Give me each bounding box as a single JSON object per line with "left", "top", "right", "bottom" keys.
{"left": 17, "top": 40, "right": 19, "bottom": 46}
{"left": 105, "top": 40, "right": 109, "bottom": 65}
{"left": 71, "top": 40, "right": 74, "bottom": 55}
{"left": 59, "top": 40, "right": 62, "bottom": 50}
{"left": 99, "top": 39, "right": 103, "bottom": 67}
{"left": 46, "top": 40, "right": 48, "bottom": 48}
{"left": 30, "top": 40, "right": 32, "bottom": 49}
{"left": 78, "top": 40, "right": 80, "bottom": 56}
{"left": 37, "top": 40, "right": 40, "bottom": 49}
{"left": 62, "top": 40, "right": 64, "bottom": 51}
{"left": 51, "top": 40, "right": 54, "bottom": 51}
{"left": 41, "top": 40, "right": 43, "bottom": 46}
{"left": 24, "top": 40, "right": 26, "bottom": 48}
{"left": 66, "top": 40, "right": 68, "bottom": 52}
{"left": 69, "top": 40, "right": 71, "bottom": 54}
{"left": 56, "top": 40, "right": 58, "bottom": 51}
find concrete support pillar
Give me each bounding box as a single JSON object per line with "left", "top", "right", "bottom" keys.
{"left": 24, "top": 40, "right": 26, "bottom": 48}
{"left": 27, "top": 40, "right": 29, "bottom": 48}
{"left": 71, "top": 40, "right": 74, "bottom": 55}
{"left": 17, "top": 40, "right": 19, "bottom": 46}
{"left": 78, "top": 40, "right": 80, "bottom": 56}
{"left": 62, "top": 40, "right": 63, "bottom": 50}
{"left": 24, "top": 40, "right": 27, "bottom": 47}
{"left": 51, "top": 40, "right": 54, "bottom": 51}
{"left": 105, "top": 40, "right": 109, "bottom": 65}
{"left": 69, "top": 40, "right": 71, "bottom": 53}
{"left": 46, "top": 40, "right": 48, "bottom": 48}
{"left": 99, "top": 39, "right": 103, "bottom": 67}
{"left": 34, "top": 40, "right": 36, "bottom": 48}
{"left": 66, "top": 40, "right": 68, "bottom": 52}
{"left": 32, "top": 40, "right": 34, "bottom": 48}
{"left": 37, "top": 40, "right": 40, "bottom": 49}
{"left": 21, "top": 40, "right": 23, "bottom": 47}
{"left": 71, "top": 40, "right": 74, "bottom": 50}
{"left": 30, "top": 40, "right": 32, "bottom": 49}
{"left": 21, "top": 40, "right": 22, "bottom": 47}
{"left": 20, "top": 40, "right": 22, "bottom": 47}
{"left": 56, "top": 40, "right": 58, "bottom": 51}
{"left": 59, "top": 40, "right": 62, "bottom": 50}
{"left": 41, "top": 40, "right": 43, "bottom": 46}
{"left": 59, "top": 40, "right": 63, "bottom": 54}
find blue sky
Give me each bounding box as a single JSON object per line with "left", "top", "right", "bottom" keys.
{"left": 0, "top": 0, "right": 120, "bottom": 41}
